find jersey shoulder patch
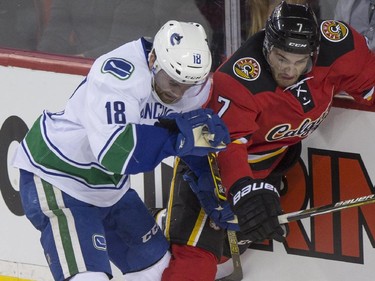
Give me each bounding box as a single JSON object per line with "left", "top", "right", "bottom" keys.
{"left": 232, "top": 56, "right": 261, "bottom": 81}
{"left": 218, "top": 31, "right": 277, "bottom": 95}
{"left": 320, "top": 20, "right": 349, "bottom": 42}
{"left": 317, "top": 20, "right": 355, "bottom": 67}
{"left": 101, "top": 58, "right": 135, "bottom": 80}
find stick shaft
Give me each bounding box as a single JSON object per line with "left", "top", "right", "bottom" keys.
{"left": 208, "top": 153, "right": 243, "bottom": 281}
{"left": 278, "top": 194, "right": 375, "bottom": 224}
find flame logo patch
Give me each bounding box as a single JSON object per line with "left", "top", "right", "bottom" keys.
{"left": 321, "top": 20, "right": 349, "bottom": 42}
{"left": 233, "top": 57, "right": 261, "bottom": 81}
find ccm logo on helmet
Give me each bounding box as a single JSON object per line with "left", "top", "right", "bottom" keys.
{"left": 288, "top": 42, "right": 307, "bottom": 48}
{"left": 185, "top": 75, "right": 203, "bottom": 80}
{"left": 232, "top": 182, "right": 279, "bottom": 205}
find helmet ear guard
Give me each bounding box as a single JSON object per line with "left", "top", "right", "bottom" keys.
{"left": 152, "top": 20, "right": 212, "bottom": 85}
{"left": 263, "top": 1, "right": 320, "bottom": 68}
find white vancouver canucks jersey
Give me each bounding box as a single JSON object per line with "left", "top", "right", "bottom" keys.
{"left": 12, "top": 38, "right": 211, "bottom": 207}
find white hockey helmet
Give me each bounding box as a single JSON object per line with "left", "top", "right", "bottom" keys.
{"left": 152, "top": 20, "right": 212, "bottom": 85}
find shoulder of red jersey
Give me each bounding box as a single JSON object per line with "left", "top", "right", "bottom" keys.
{"left": 317, "top": 20, "right": 361, "bottom": 67}
{"left": 215, "top": 31, "right": 277, "bottom": 95}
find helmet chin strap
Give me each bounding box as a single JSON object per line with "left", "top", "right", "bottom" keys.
{"left": 149, "top": 48, "right": 162, "bottom": 77}
{"left": 151, "top": 60, "right": 161, "bottom": 77}
{"left": 150, "top": 54, "right": 167, "bottom": 105}
{"left": 303, "top": 58, "right": 313, "bottom": 74}
{"left": 150, "top": 74, "right": 164, "bottom": 105}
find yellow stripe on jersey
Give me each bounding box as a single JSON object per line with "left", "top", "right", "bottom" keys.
{"left": 248, "top": 146, "right": 287, "bottom": 163}
{"left": 232, "top": 137, "right": 248, "bottom": 144}
{"left": 187, "top": 208, "right": 208, "bottom": 247}
{"left": 165, "top": 157, "right": 180, "bottom": 241}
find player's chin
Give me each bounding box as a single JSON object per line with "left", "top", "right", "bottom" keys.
{"left": 160, "top": 96, "right": 180, "bottom": 104}
{"left": 160, "top": 93, "right": 182, "bottom": 104}
{"left": 276, "top": 77, "right": 298, "bottom": 88}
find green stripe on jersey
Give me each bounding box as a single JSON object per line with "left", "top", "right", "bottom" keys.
{"left": 25, "top": 117, "right": 123, "bottom": 186}
{"left": 101, "top": 124, "right": 135, "bottom": 173}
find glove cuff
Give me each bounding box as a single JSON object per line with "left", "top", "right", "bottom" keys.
{"left": 229, "top": 177, "right": 280, "bottom": 207}
{"left": 181, "top": 155, "right": 210, "bottom": 177}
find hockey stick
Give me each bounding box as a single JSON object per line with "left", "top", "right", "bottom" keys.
{"left": 207, "top": 152, "right": 243, "bottom": 281}
{"left": 213, "top": 194, "right": 375, "bottom": 281}
{"left": 278, "top": 193, "right": 375, "bottom": 224}
{"left": 204, "top": 131, "right": 375, "bottom": 280}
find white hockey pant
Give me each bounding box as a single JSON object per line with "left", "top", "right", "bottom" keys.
{"left": 69, "top": 271, "right": 109, "bottom": 281}
{"left": 123, "top": 251, "right": 171, "bottom": 281}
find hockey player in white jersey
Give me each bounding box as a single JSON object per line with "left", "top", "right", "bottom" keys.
{"left": 12, "top": 20, "right": 232, "bottom": 281}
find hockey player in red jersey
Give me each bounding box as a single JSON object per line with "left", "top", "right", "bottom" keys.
{"left": 161, "top": 1, "right": 375, "bottom": 280}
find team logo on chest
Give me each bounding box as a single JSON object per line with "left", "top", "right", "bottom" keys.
{"left": 233, "top": 57, "right": 261, "bottom": 81}
{"left": 141, "top": 102, "right": 174, "bottom": 122}
{"left": 266, "top": 107, "right": 330, "bottom": 141}
{"left": 321, "top": 20, "right": 349, "bottom": 42}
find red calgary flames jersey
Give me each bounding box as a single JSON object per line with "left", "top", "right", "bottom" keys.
{"left": 209, "top": 20, "right": 375, "bottom": 190}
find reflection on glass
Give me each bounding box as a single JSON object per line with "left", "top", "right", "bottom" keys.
{"left": 0, "top": 0, "right": 228, "bottom": 71}
{"left": 241, "top": 0, "right": 321, "bottom": 41}
{"left": 0, "top": 0, "right": 42, "bottom": 50}
{"left": 37, "top": 0, "right": 157, "bottom": 58}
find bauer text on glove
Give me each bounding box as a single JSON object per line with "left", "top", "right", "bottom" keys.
{"left": 229, "top": 177, "right": 288, "bottom": 242}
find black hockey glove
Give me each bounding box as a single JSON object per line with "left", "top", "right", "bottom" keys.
{"left": 229, "top": 177, "right": 287, "bottom": 243}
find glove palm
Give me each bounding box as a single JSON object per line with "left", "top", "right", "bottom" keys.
{"left": 157, "top": 108, "right": 230, "bottom": 157}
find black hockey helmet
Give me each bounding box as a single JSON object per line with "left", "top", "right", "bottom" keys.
{"left": 263, "top": 1, "right": 320, "bottom": 63}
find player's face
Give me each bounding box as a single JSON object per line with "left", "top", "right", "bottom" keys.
{"left": 153, "top": 70, "right": 193, "bottom": 104}
{"left": 268, "top": 47, "right": 310, "bottom": 88}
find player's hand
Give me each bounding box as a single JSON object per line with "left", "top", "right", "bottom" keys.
{"left": 183, "top": 170, "right": 239, "bottom": 231}
{"left": 229, "top": 177, "right": 287, "bottom": 242}
{"left": 156, "top": 108, "right": 230, "bottom": 157}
